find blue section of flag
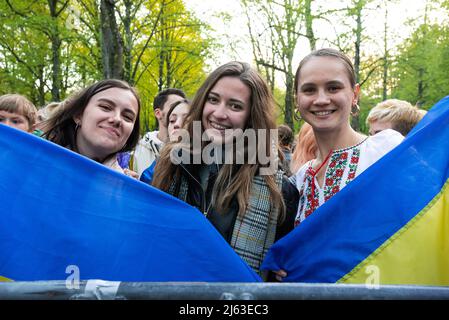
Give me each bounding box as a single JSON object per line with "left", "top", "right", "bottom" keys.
{"left": 261, "top": 96, "right": 449, "bottom": 283}
{"left": 0, "top": 125, "right": 261, "bottom": 282}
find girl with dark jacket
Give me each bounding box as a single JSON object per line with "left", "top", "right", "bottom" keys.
{"left": 152, "top": 61, "right": 298, "bottom": 279}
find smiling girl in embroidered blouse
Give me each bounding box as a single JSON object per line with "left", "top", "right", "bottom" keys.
{"left": 291, "top": 49, "right": 404, "bottom": 226}
{"left": 273, "top": 48, "right": 404, "bottom": 281}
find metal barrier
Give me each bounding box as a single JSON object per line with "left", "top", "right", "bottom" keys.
{"left": 0, "top": 281, "right": 448, "bottom": 300}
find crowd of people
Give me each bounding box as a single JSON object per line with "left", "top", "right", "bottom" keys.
{"left": 0, "top": 48, "right": 427, "bottom": 281}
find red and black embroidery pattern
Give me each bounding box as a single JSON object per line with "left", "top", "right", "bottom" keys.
{"left": 294, "top": 143, "right": 363, "bottom": 227}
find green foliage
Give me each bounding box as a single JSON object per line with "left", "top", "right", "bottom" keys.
{"left": 0, "top": 0, "right": 99, "bottom": 106}
{"left": 124, "top": 0, "right": 214, "bottom": 132}
{"left": 390, "top": 23, "right": 449, "bottom": 109}
{"left": 273, "top": 86, "right": 286, "bottom": 122}
{"left": 2, "top": 0, "right": 449, "bottom": 136}
{"left": 353, "top": 21, "right": 449, "bottom": 134}
{"left": 0, "top": 0, "right": 216, "bottom": 135}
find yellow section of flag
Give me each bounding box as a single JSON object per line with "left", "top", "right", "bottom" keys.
{"left": 0, "top": 276, "right": 12, "bottom": 282}
{"left": 341, "top": 179, "right": 449, "bottom": 285}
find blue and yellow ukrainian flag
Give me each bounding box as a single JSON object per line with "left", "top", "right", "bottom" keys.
{"left": 262, "top": 96, "right": 449, "bottom": 285}
{"left": 0, "top": 125, "right": 260, "bottom": 282}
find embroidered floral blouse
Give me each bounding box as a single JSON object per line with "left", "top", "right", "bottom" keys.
{"left": 291, "top": 129, "right": 404, "bottom": 227}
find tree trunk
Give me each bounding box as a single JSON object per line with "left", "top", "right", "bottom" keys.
{"left": 157, "top": 3, "right": 166, "bottom": 91}
{"left": 305, "top": 0, "right": 316, "bottom": 50}
{"left": 123, "top": 0, "right": 133, "bottom": 84}
{"left": 416, "top": 4, "right": 429, "bottom": 107}
{"left": 354, "top": 3, "right": 362, "bottom": 83}
{"left": 351, "top": 1, "right": 362, "bottom": 132}
{"left": 284, "top": 69, "right": 294, "bottom": 129}
{"left": 158, "top": 48, "right": 165, "bottom": 91}
{"left": 48, "top": 0, "right": 61, "bottom": 101}
{"left": 283, "top": 0, "right": 298, "bottom": 129}
{"left": 417, "top": 68, "right": 424, "bottom": 107}
{"left": 166, "top": 51, "right": 172, "bottom": 88}
{"left": 100, "top": 0, "right": 124, "bottom": 79}
{"left": 37, "top": 65, "right": 46, "bottom": 107}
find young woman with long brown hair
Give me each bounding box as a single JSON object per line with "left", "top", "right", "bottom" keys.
{"left": 152, "top": 61, "right": 298, "bottom": 279}
{"left": 43, "top": 79, "right": 140, "bottom": 175}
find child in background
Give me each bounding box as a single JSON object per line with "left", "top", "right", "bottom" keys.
{"left": 0, "top": 94, "right": 38, "bottom": 133}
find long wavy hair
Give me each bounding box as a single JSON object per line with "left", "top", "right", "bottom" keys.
{"left": 43, "top": 79, "right": 141, "bottom": 158}
{"left": 152, "top": 61, "right": 285, "bottom": 220}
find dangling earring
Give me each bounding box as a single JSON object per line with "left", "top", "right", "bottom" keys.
{"left": 294, "top": 107, "right": 302, "bottom": 122}
{"left": 351, "top": 104, "right": 360, "bottom": 116}
{"left": 75, "top": 121, "right": 80, "bottom": 133}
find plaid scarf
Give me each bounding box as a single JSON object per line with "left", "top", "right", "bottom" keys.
{"left": 168, "top": 169, "right": 284, "bottom": 280}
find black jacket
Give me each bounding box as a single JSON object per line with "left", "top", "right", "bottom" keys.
{"left": 177, "top": 163, "right": 299, "bottom": 244}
